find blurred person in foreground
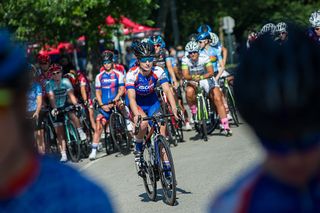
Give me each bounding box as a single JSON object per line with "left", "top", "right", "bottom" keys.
{"left": 0, "top": 30, "right": 113, "bottom": 212}
{"left": 210, "top": 25, "right": 320, "bottom": 212}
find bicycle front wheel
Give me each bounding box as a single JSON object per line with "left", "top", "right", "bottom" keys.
{"left": 109, "top": 113, "right": 130, "bottom": 155}
{"left": 66, "top": 121, "right": 81, "bottom": 162}
{"left": 227, "top": 87, "right": 240, "bottom": 126}
{"left": 156, "top": 135, "right": 177, "bottom": 206}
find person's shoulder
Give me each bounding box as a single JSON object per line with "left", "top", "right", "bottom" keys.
{"left": 37, "top": 157, "right": 113, "bottom": 211}
{"left": 153, "top": 66, "right": 165, "bottom": 75}
{"left": 199, "top": 53, "right": 210, "bottom": 62}
{"left": 62, "top": 77, "right": 72, "bottom": 85}
{"left": 209, "top": 165, "right": 262, "bottom": 213}
{"left": 181, "top": 56, "right": 190, "bottom": 64}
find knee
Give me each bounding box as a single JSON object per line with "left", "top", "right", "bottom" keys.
{"left": 186, "top": 87, "right": 195, "bottom": 97}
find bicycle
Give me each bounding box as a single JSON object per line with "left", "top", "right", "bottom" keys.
{"left": 188, "top": 81, "right": 219, "bottom": 141}
{"left": 219, "top": 76, "right": 240, "bottom": 126}
{"left": 77, "top": 105, "right": 94, "bottom": 158}
{"left": 42, "top": 108, "right": 59, "bottom": 155}
{"left": 155, "top": 87, "right": 183, "bottom": 146}
{"left": 55, "top": 105, "right": 81, "bottom": 162}
{"left": 135, "top": 114, "right": 177, "bottom": 206}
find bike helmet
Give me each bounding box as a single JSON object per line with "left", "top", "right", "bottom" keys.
{"left": 134, "top": 42, "right": 155, "bottom": 59}
{"left": 197, "top": 24, "right": 212, "bottom": 33}
{"left": 37, "top": 53, "right": 50, "bottom": 64}
{"left": 309, "top": 10, "right": 320, "bottom": 27}
{"left": 196, "top": 32, "right": 211, "bottom": 41}
{"left": 185, "top": 41, "right": 199, "bottom": 52}
{"left": 130, "top": 39, "right": 140, "bottom": 51}
{"left": 48, "top": 63, "right": 63, "bottom": 73}
{"left": 275, "top": 22, "right": 287, "bottom": 33}
{"left": 260, "top": 23, "right": 276, "bottom": 35}
{"left": 148, "top": 35, "right": 165, "bottom": 48}
{"left": 101, "top": 50, "right": 114, "bottom": 62}
{"left": 209, "top": 32, "right": 220, "bottom": 46}
{"left": 235, "top": 24, "right": 320, "bottom": 151}
{"left": 141, "top": 38, "right": 149, "bottom": 43}
{"left": 0, "top": 30, "right": 27, "bottom": 89}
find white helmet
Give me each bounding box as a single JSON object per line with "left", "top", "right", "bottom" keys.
{"left": 260, "top": 23, "right": 276, "bottom": 35}
{"left": 185, "top": 41, "right": 199, "bottom": 52}
{"left": 209, "top": 32, "right": 220, "bottom": 46}
{"left": 309, "top": 11, "right": 320, "bottom": 27}
{"left": 141, "top": 38, "right": 149, "bottom": 43}
{"left": 275, "top": 22, "right": 287, "bottom": 33}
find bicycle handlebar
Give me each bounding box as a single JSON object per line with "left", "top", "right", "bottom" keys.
{"left": 134, "top": 114, "right": 173, "bottom": 135}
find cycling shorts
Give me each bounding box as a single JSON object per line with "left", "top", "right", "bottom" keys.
{"left": 199, "top": 78, "right": 219, "bottom": 94}
{"left": 96, "top": 108, "right": 112, "bottom": 123}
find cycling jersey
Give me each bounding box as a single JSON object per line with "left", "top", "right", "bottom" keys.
{"left": 210, "top": 165, "right": 320, "bottom": 213}
{"left": 35, "top": 71, "right": 51, "bottom": 96}
{"left": 64, "top": 72, "right": 91, "bottom": 104}
{"left": 200, "top": 46, "right": 222, "bottom": 73}
{"left": 0, "top": 156, "right": 113, "bottom": 212}
{"left": 95, "top": 68, "right": 124, "bottom": 105}
{"left": 46, "top": 78, "right": 73, "bottom": 108}
{"left": 181, "top": 53, "right": 218, "bottom": 93}
{"left": 27, "top": 83, "right": 42, "bottom": 112}
{"left": 211, "top": 42, "right": 223, "bottom": 56}
{"left": 307, "top": 27, "right": 320, "bottom": 45}
{"left": 154, "top": 48, "right": 170, "bottom": 68}
{"left": 126, "top": 66, "right": 168, "bottom": 110}
{"left": 114, "top": 64, "right": 126, "bottom": 75}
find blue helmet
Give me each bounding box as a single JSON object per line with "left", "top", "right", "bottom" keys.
{"left": 197, "top": 24, "right": 212, "bottom": 33}
{"left": 148, "top": 35, "right": 166, "bottom": 48}
{"left": 0, "top": 30, "right": 27, "bottom": 88}
{"left": 196, "top": 32, "right": 211, "bottom": 41}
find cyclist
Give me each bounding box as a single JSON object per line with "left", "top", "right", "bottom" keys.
{"left": 64, "top": 69, "right": 96, "bottom": 131}
{"left": 89, "top": 50, "right": 130, "bottom": 160}
{"left": 26, "top": 64, "right": 44, "bottom": 154}
{"left": 113, "top": 49, "right": 126, "bottom": 75}
{"left": 210, "top": 25, "right": 320, "bottom": 212}
{"left": 46, "top": 63, "right": 86, "bottom": 162}
{"left": 275, "top": 22, "right": 288, "bottom": 44}
{"left": 246, "top": 31, "right": 258, "bottom": 49}
{"left": 35, "top": 53, "right": 52, "bottom": 96}
{"left": 0, "top": 30, "right": 113, "bottom": 212}
{"left": 182, "top": 41, "right": 232, "bottom": 136}
{"left": 148, "top": 35, "right": 179, "bottom": 89}
{"left": 126, "top": 42, "right": 178, "bottom": 174}
{"left": 307, "top": 10, "right": 320, "bottom": 45}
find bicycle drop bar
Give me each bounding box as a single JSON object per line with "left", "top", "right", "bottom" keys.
{"left": 134, "top": 114, "right": 173, "bottom": 135}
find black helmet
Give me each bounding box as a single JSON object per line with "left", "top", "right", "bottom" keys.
{"left": 235, "top": 24, "right": 320, "bottom": 150}
{"left": 134, "top": 42, "right": 155, "bottom": 59}
{"left": 101, "top": 50, "right": 114, "bottom": 62}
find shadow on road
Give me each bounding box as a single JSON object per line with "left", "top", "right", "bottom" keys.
{"left": 138, "top": 187, "right": 192, "bottom": 206}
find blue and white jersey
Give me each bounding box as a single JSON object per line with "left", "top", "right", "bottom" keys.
{"left": 200, "top": 46, "right": 222, "bottom": 73}
{"left": 95, "top": 68, "right": 125, "bottom": 105}
{"left": 46, "top": 78, "right": 73, "bottom": 108}
{"left": 27, "top": 82, "right": 42, "bottom": 112}
{"left": 210, "top": 165, "right": 320, "bottom": 213}
{"left": 125, "top": 66, "right": 168, "bottom": 109}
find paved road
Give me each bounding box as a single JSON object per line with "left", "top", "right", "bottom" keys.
{"left": 70, "top": 123, "right": 263, "bottom": 213}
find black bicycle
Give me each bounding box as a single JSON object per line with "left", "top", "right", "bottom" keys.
{"left": 100, "top": 100, "right": 131, "bottom": 155}
{"left": 219, "top": 76, "right": 240, "bottom": 126}
{"left": 135, "top": 114, "right": 177, "bottom": 206}
{"left": 77, "top": 106, "right": 94, "bottom": 158}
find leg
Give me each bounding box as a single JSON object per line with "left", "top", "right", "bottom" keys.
{"left": 55, "top": 124, "right": 67, "bottom": 162}
{"left": 89, "top": 114, "right": 106, "bottom": 160}
{"left": 69, "top": 112, "right": 86, "bottom": 141}
{"left": 35, "top": 129, "right": 45, "bottom": 155}
{"left": 88, "top": 108, "right": 96, "bottom": 132}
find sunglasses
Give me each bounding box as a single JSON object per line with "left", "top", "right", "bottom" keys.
{"left": 189, "top": 51, "right": 198, "bottom": 55}
{"left": 52, "top": 71, "right": 61, "bottom": 75}
{"left": 315, "top": 27, "right": 320, "bottom": 31}
{"left": 154, "top": 44, "right": 161, "bottom": 47}
{"left": 280, "top": 32, "right": 287, "bottom": 35}
{"left": 103, "top": 60, "right": 113, "bottom": 65}
{"left": 198, "top": 40, "right": 205, "bottom": 44}
{"left": 139, "top": 57, "right": 154, "bottom": 63}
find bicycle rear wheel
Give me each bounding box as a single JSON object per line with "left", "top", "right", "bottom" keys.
{"left": 109, "top": 113, "right": 130, "bottom": 155}
{"left": 157, "top": 135, "right": 177, "bottom": 206}
{"left": 81, "top": 119, "right": 92, "bottom": 158}
{"left": 227, "top": 87, "right": 240, "bottom": 126}
{"left": 66, "top": 121, "right": 81, "bottom": 162}
{"left": 166, "top": 120, "right": 178, "bottom": 147}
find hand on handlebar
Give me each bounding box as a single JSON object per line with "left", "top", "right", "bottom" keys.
{"left": 51, "top": 108, "right": 58, "bottom": 117}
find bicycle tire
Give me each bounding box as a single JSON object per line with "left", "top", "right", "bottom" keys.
{"left": 81, "top": 119, "right": 92, "bottom": 158}
{"left": 109, "top": 113, "right": 130, "bottom": 155}
{"left": 206, "top": 99, "right": 219, "bottom": 134}
{"left": 142, "top": 146, "right": 157, "bottom": 201}
{"left": 166, "top": 120, "right": 178, "bottom": 147}
{"left": 227, "top": 87, "right": 240, "bottom": 126}
{"left": 66, "top": 121, "right": 81, "bottom": 162}
{"left": 44, "top": 123, "right": 59, "bottom": 155}
{"left": 156, "top": 135, "right": 177, "bottom": 206}
{"left": 199, "top": 98, "right": 208, "bottom": 141}
{"left": 104, "top": 132, "right": 114, "bottom": 155}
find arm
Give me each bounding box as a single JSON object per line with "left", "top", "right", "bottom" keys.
{"left": 67, "top": 90, "right": 78, "bottom": 105}
{"left": 35, "top": 95, "right": 42, "bottom": 114}
{"left": 114, "top": 86, "right": 125, "bottom": 101}
{"left": 48, "top": 92, "right": 57, "bottom": 109}
{"left": 215, "top": 61, "right": 224, "bottom": 80}
{"left": 221, "top": 46, "right": 228, "bottom": 67}
{"left": 166, "top": 59, "right": 178, "bottom": 87}
{"left": 203, "top": 63, "right": 214, "bottom": 80}
{"left": 161, "top": 82, "right": 178, "bottom": 117}
{"left": 182, "top": 67, "right": 193, "bottom": 81}
{"left": 96, "top": 89, "right": 103, "bottom": 106}
{"left": 127, "top": 89, "right": 140, "bottom": 117}
{"left": 80, "top": 85, "right": 88, "bottom": 102}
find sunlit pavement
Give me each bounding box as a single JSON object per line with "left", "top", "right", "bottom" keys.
{"left": 69, "top": 121, "right": 263, "bottom": 213}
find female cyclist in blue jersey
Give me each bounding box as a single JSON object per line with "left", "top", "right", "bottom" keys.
{"left": 126, "top": 42, "right": 178, "bottom": 173}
